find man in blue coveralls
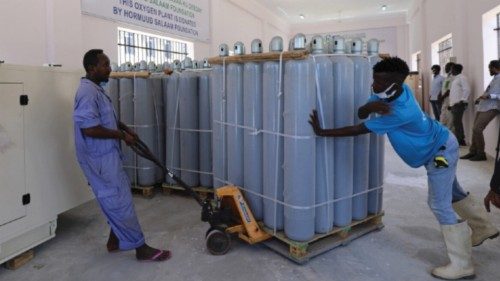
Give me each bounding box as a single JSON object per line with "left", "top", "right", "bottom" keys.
{"left": 309, "top": 57, "right": 498, "bottom": 280}
{"left": 73, "top": 49, "right": 171, "bottom": 262}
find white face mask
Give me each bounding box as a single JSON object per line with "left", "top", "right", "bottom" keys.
{"left": 372, "top": 83, "right": 397, "bottom": 99}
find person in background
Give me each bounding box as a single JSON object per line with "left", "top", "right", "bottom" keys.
{"left": 483, "top": 86, "right": 500, "bottom": 211}
{"left": 430, "top": 64, "right": 445, "bottom": 121}
{"left": 309, "top": 57, "right": 498, "bottom": 280}
{"left": 73, "top": 49, "right": 171, "bottom": 262}
{"left": 485, "top": 127, "right": 500, "bottom": 212}
{"left": 438, "top": 62, "right": 456, "bottom": 131}
{"left": 461, "top": 60, "right": 500, "bottom": 161}
{"left": 449, "top": 64, "right": 471, "bottom": 146}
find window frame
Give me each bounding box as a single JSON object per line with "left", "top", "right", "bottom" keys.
{"left": 496, "top": 12, "right": 500, "bottom": 58}
{"left": 437, "top": 37, "right": 453, "bottom": 70}
{"left": 117, "top": 28, "right": 191, "bottom": 65}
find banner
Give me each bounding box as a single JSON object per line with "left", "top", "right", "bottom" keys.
{"left": 81, "top": 0, "right": 210, "bottom": 42}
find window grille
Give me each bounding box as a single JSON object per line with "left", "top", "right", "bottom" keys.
{"left": 117, "top": 28, "right": 189, "bottom": 65}
{"left": 438, "top": 37, "right": 453, "bottom": 69}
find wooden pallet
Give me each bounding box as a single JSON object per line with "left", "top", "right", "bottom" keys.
{"left": 262, "top": 212, "right": 384, "bottom": 264}
{"left": 161, "top": 184, "right": 214, "bottom": 200}
{"left": 3, "top": 250, "right": 34, "bottom": 270}
{"left": 131, "top": 185, "right": 156, "bottom": 198}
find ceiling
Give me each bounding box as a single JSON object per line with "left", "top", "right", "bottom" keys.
{"left": 253, "top": 0, "right": 413, "bottom": 24}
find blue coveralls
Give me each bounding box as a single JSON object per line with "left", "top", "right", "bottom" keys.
{"left": 73, "top": 78, "right": 145, "bottom": 250}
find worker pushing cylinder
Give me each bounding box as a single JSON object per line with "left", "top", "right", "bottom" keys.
{"left": 208, "top": 35, "right": 385, "bottom": 242}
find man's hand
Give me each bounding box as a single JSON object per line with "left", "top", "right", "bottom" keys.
{"left": 308, "top": 110, "right": 325, "bottom": 136}
{"left": 119, "top": 122, "right": 138, "bottom": 141}
{"left": 437, "top": 93, "right": 443, "bottom": 103}
{"left": 122, "top": 131, "right": 137, "bottom": 146}
{"left": 125, "top": 128, "right": 138, "bottom": 140}
{"left": 478, "top": 94, "right": 490, "bottom": 101}
{"left": 484, "top": 190, "right": 500, "bottom": 212}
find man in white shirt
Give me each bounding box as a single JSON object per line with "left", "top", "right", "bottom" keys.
{"left": 461, "top": 60, "right": 500, "bottom": 161}
{"left": 449, "top": 64, "right": 470, "bottom": 146}
{"left": 439, "top": 62, "right": 456, "bottom": 130}
{"left": 430, "top": 65, "right": 445, "bottom": 120}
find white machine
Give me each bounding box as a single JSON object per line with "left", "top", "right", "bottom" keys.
{"left": 0, "top": 64, "right": 94, "bottom": 264}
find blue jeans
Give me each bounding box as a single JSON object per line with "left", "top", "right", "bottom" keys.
{"left": 425, "top": 133, "right": 468, "bottom": 225}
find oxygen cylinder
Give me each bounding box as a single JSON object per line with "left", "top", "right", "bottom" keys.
{"left": 263, "top": 36, "right": 285, "bottom": 230}
{"left": 192, "top": 60, "right": 199, "bottom": 69}
{"left": 324, "top": 35, "right": 333, "bottom": 54}
{"left": 198, "top": 60, "right": 212, "bottom": 187}
{"left": 226, "top": 42, "right": 245, "bottom": 186}
{"left": 311, "top": 35, "right": 335, "bottom": 233}
{"left": 105, "top": 63, "right": 120, "bottom": 116}
{"left": 283, "top": 34, "right": 316, "bottom": 241}
{"left": 350, "top": 38, "right": 370, "bottom": 220}
{"left": 331, "top": 36, "right": 354, "bottom": 227}
{"left": 211, "top": 44, "right": 229, "bottom": 188}
{"left": 149, "top": 71, "right": 165, "bottom": 183}
{"left": 164, "top": 66, "right": 181, "bottom": 185}
{"left": 367, "top": 39, "right": 384, "bottom": 214}
{"left": 179, "top": 57, "right": 199, "bottom": 186}
{"left": 243, "top": 39, "right": 264, "bottom": 219}
{"left": 135, "top": 75, "right": 159, "bottom": 186}
{"left": 288, "top": 38, "right": 294, "bottom": 51}
{"left": 344, "top": 39, "right": 353, "bottom": 54}
{"left": 119, "top": 62, "right": 135, "bottom": 183}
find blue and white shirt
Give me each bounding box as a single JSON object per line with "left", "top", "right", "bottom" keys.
{"left": 430, "top": 74, "right": 444, "bottom": 101}
{"left": 477, "top": 74, "right": 500, "bottom": 112}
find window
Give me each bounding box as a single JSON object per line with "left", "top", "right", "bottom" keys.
{"left": 416, "top": 52, "right": 421, "bottom": 72}
{"left": 496, "top": 13, "right": 500, "bottom": 58}
{"left": 117, "top": 28, "right": 192, "bottom": 65}
{"left": 438, "top": 37, "right": 453, "bottom": 70}
{"left": 411, "top": 51, "right": 421, "bottom": 72}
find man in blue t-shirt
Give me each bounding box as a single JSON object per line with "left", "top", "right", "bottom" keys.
{"left": 309, "top": 57, "right": 497, "bottom": 280}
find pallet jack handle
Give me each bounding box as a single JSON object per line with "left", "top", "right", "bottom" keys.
{"left": 129, "top": 138, "right": 204, "bottom": 206}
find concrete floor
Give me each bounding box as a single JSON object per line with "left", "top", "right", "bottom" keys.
{"left": 1, "top": 143, "right": 499, "bottom": 281}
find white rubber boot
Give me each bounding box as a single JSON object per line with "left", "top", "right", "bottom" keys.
{"left": 431, "top": 221, "right": 475, "bottom": 280}
{"left": 453, "top": 195, "right": 499, "bottom": 246}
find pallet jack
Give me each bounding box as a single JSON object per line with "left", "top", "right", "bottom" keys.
{"left": 130, "top": 138, "right": 271, "bottom": 255}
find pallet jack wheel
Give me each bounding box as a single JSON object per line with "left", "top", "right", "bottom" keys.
{"left": 206, "top": 228, "right": 231, "bottom": 255}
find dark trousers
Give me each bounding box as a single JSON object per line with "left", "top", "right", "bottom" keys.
{"left": 469, "top": 109, "right": 499, "bottom": 155}
{"left": 430, "top": 100, "right": 442, "bottom": 121}
{"left": 451, "top": 102, "right": 467, "bottom": 143}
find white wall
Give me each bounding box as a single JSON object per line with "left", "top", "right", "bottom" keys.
{"left": 0, "top": 0, "right": 290, "bottom": 70}
{"left": 408, "top": 0, "right": 500, "bottom": 157}
{"left": 290, "top": 13, "right": 409, "bottom": 61}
